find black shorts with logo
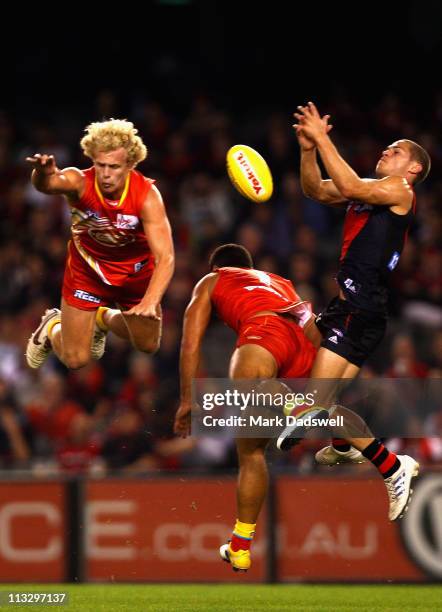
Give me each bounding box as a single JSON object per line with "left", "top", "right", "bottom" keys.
{"left": 315, "top": 297, "right": 387, "bottom": 367}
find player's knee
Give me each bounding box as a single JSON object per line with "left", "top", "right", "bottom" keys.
{"left": 133, "top": 337, "right": 161, "bottom": 354}
{"left": 231, "top": 364, "right": 271, "bottom": 379}
{"left": 62, "top": 349, "right": 91, "bottom": 370}
{"left": 231, "top": 365, "right": 256, "bottom": 379}
{"left": 230, "top": 346, "right": 276, "bottom": 379}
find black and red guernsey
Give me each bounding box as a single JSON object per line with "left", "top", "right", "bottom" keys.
{"left": 336, "top": 193, "right": 416, "bottom": 314}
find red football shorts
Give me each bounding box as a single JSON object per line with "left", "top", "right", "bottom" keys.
{"left": 236, "top": 315, "right": 317, "bottom": 378}
{"left": 62, "top": 242, "right": 153, "bottom": 311}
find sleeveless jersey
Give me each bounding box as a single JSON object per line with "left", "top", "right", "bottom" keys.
{"left": 211, "top": 267, "right": 310, "bottom": 332}
{"left": 69, "top": 167, "right": 155, "bottom": 286}
{"left": 337, "top": 194, "right": 416, "bottom": 313}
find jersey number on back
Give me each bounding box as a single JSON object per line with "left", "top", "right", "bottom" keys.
{"left": 244, "top": 270, "right": 283, "bottom": 298}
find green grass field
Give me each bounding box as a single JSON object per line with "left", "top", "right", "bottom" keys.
{"left": 1, "top": 584, "right": 441, "bottom": 612}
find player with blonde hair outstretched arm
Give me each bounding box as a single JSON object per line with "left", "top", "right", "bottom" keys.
{"left": 26, "top": 119, "right": 174, "bottom": 370}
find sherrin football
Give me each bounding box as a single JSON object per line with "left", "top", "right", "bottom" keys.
{"left": 226, "top": 144, "right": 273, "bottom": 203}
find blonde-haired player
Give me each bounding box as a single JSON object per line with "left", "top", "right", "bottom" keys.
{"left": 26, "top": 119, "right": 174, "bottom": 370}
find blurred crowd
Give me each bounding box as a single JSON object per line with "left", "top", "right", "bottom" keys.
{"left": 0, "top": 89, "right": 441, "bottom": 476}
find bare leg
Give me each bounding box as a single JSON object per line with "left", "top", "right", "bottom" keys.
{"left": 306, "top": 349, "right": 380, "bottom": 447}
{"left": 307, "top": 347, "right": 360, "bottom": 408}
{"left": 51, "top": 299, "right": 96, "bottom": 369}
{"left": 101, "top": 308, "right": 131, "bottom": 340}
{"left": 121, "top": 305, "right": 162, "bottom": 353}
{"left": 230, "top": 343, "right": 276, "bottom": 523}
{"left": 235, "top": 438, "right": 269, "bottom": 523}
{"left": 229, "top": 343, "right": 278, "bottom": 379}
{"left": 97, "top": 305, "right": 162, "bottom": 351}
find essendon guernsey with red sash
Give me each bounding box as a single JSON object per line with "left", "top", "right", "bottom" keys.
{"left": 337, "top": 192, "right": 416, "bottom": 313}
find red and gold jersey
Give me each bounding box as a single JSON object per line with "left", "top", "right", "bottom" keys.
{"left": 211, "top": 267, "right": 311, "bottom": 332}
{"left": 69, "top": 167, "right": 155, "bottom": 286}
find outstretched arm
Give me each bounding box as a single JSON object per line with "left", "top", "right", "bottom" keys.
{"left": 174, "top": 274, "right": 216, "bottom": 437}
{"left": 26, "top": 154, "right": 84, "bottom": 197}
{"left": 300, "top": 149, "right": 348, "bottom": 207}
{"left": 296, "top": 103, "right": 413, "bottom": 210}
{"left": 294, "top": 115, "right": 347, "bottom": 207}
{"left": 125, "top": 184, "right": 175, "bottom": 318}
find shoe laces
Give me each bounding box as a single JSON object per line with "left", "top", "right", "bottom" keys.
{"left": 386, "top": 469, "right": 406, "bottom": 500}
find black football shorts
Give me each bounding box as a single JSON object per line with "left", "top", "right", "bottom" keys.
{"left": 315, "top": 296, "right": 387, "bottom": 367}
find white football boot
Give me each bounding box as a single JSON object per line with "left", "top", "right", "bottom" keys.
{"left": 384, "top": 454, "right": 420, "bottom": 521}
{"left": 26, "top": 308, "right": 60, "bottom": 369}
{"left": 315, "top": 445, "right": 368, "bottom": 465}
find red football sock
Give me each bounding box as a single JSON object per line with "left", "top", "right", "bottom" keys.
{"left": 230, "top": 519, "right": 255, "bottom": 551}
{"left": 362, "top": 439, "right": 400, "bottom": 478}
{"left": 332, "top": 438, "right": 351, "bottom": 452}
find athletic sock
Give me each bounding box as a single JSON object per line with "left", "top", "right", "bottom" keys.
{"left": 332, "top": 438, "right": 351, "bottom": 453}
{"left": 230, "top": 519, "right": 256, "bottom": 552}
{"left": 96, "top": 307, "right": 110, "bottom": 332}
{"left": 47, "top": 320, "right": 61, "bottom": 344}
{"left": 362, "top": 439, "right": 400, "bottom": 478}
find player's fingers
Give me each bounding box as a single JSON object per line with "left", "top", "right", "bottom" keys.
{"left": 326, "top": 124, "right": 333, "bottom": 133}
{"left": 26, "top": 154, "right": 43, "bottom": 164}
{"left": 308, "top": 101, "right": 320, "bottom": 117}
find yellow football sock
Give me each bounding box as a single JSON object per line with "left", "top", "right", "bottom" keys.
{"left": 47, "top": 319, "right": 61, "bottom": 342}
{"left": 96, "top": 307, "right": 110, "bottom": 332}
{"left": 233, "top": 519, "right": 256, "bottom": 540}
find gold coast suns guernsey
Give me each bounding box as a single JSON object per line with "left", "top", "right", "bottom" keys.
{"left": 69, "top": 167, "right": 155, "bottom": 286}
{"left": 211, "top": 267, "right": 312, "bottom": 332}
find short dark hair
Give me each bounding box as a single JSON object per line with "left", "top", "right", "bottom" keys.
{"left": 403, "top": 139, "right": 431, "bottom": 184}
{"left": 209, "top": 243, "right": 253, "bottom": 270}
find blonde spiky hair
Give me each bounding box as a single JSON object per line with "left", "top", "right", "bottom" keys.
{"left": 80, "top": 118, "right": 147, "bottom": 167}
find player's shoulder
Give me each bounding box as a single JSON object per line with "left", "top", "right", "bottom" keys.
{"left": 380, "top": 176, "right": 414, "bottom": 209}
{"left": 364, "top": 175, "right": 412, "bottom": 191}
{"left": 389, "top": 175, "right": 414, "bottom": 194}
{"left": 131, "top": 168, "right": 155, "bottom": 187}
{"left": 194, "top": 272, "right": 219, "bottom": 296}
{"left": 199, "top": 272, "right": 219, "bottom": 285}
{"left": 133, "top": 169, "right": 159, "bottom": 204}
